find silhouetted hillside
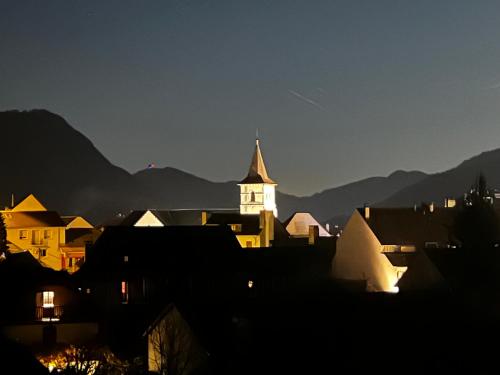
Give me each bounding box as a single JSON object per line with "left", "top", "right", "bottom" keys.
{"left": 134, "top": 167, "right": 238, "bottom": 209}
{"left": 294, "top": 170, "right": 428, "bottom": 223}
{"left": 0, "top": 110, "right": 147, "bottom": 221}
{"left": 380, "top": 149, "right": 500, "bottom": 207}
{"left": 0, "top": 109, "right": 429, "bottom": 224}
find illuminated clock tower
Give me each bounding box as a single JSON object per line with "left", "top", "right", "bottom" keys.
{"left": 238, "top": 138, "right": 278, "bottom": 217}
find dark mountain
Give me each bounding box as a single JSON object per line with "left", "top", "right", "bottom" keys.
{"left": 380, "top": 149, "right": 500, "bottom": 208}
{"left": 134, "top": 167, "right": 238, "bottom": 209}
{"left": 290, "top": 170, "right": 428, "bottom": 223}
{"left": 0, "top": 110, "right": 147, "bottom": 221}
{"left": 0, "top": 109, "right": 429, "bottom": 224}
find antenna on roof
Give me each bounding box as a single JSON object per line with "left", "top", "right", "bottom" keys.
{"left": 11, "top": 193, "right": 14, "bottom": 208}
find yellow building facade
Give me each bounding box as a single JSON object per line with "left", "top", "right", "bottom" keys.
{"left": 2, "top": 194, "right": 97, "bottom": 272}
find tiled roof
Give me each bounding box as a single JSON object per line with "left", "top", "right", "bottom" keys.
{"left": 2, "top": 211, "right": 65, "bottom": 228}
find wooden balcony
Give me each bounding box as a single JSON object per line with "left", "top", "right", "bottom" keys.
{"left": 35, "top": 305, "right": 64, "bottom": 322}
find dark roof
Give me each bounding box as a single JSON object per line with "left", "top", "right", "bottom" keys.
{"left": 61, "top": 216, "right": 77, "bottom": 225}
{"left": 119, "top": 209, "right": 228, "bottom": 227}
{"left": 79, "top": 226, "right": 243, "bottom": 276}
{"left": 3, "top": 211, "right": 65, "bottom": 228}
{"left": 206, "top": 212, "right": 290, "bottom": 242}
{"left": 65, "top": 228, "right": 98, "bottom": 244}
{"left": 359, "top": 207, "right": 456, "bottom": 246}
{"left": 0, "top": 251, "right": 72, "bottom": 285}
{"left": 206, "top": 213, "right": 261, "bottom": 235}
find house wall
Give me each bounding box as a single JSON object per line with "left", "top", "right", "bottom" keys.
{"left": 7, "top": 227, "right": 65, "bottom": 270}
{"left": 66, "top": 217, "right": 93, "bottom": 229}
{"left": 134, "top": 211, "right": 164, "bottom": 227}
{"left": 236, "top": 235, "right": 260, "bottom": 248}
{"left": 332, "top": 210, "right": 405, "bottom": 292}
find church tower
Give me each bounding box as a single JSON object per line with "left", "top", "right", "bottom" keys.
{"left": 239, "top": 138, "right": 278, "bottom": 217}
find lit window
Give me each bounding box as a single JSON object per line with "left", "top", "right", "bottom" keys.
{"left": 248, "top": 280, "right": 254, "bottom": 289}
{"left": 124, "top": 255, "right": 129, "bottom": 262}
{"left": 121, "top": 281, "right": 129, "bottom": 304}
{"left": 42, "top": 291, "right": 54, "bottom": 308}
{"left": 19, "top": 230, "right": 28, "bottom": 240}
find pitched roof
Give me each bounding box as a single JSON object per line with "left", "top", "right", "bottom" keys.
{"left": 206, "top": 212, "right": 290, "bottom": 241}
{"left": 206, "top": 212, "right": 261, "bottom": 234}
{"left": 239, "top": 139, "right": 276, "bottom": 184}
{"left": 78, "top": 226, "right": 242, "bottom": 276}
{"left": 119, "top": 209, "right": 205, "bottom": 227}
{"left": 61, "top": 216, "right": 94, "bottom": 228}
{"left": 11, "top": 194, "right": 47, "bottom": 212}
{"left": 65, "top": 228, "right": 98, "bottom": 244}
{"left": 359, "top": 207, "right": 456, "bottom": 246}
{"left": 2, "top": 211, "right": 65, "bottom": 228}
{"left": 284, "top": 212, "right": 332, "bottom": 237}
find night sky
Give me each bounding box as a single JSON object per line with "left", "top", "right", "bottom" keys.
{"left": 2, "top": 1, "right": 500, "bottom": 195}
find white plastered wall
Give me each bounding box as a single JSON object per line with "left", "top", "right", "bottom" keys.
{"left": 332, "top": 210, "right": 405, "bottom": 292}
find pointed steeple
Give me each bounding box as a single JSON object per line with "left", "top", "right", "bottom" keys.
{"left": 240, "top": 138, "right": 276, "bottom": 184}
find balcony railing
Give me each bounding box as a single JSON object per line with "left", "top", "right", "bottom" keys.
{"left": 35, "top": 305, "right": 64, "bottom": 322}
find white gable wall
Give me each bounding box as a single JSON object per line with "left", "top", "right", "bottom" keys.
{"left": 286, "top": 212, "right": 331, "bottom": 237}
{"left": 134, "top": 211, "right": 164, "bottom": 227}
{"left": 332, "top": 210, "right": 405, "bottom": 292}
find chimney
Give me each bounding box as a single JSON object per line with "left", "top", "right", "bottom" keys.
{"left": 259, "top": 210, "right": 275, "bottom": 247}
{"left": 364, "top": 205, "right": 370, "bottom": 220}
{"left": 259, "top": 210, "right": 266, "bottom": 230}
{"left": 201, "top": 211, "right": 208, "bottom": 225}
{"left": 308, "top": 225, "right": 319, "bottom": 245}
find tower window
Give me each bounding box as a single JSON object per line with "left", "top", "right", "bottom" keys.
{"left": 250, "top": 191, "right": 256, "bottom": 202}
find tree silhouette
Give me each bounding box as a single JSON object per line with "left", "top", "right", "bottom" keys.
{"left": 455, "top": 173, "right": 498, "bottom": 250}
{"left": 453, "top": 173, "right": 500, "bottom": 290}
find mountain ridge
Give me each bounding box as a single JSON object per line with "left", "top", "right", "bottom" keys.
{"left": 1, "top": 109, "right": 492, "bottom": 226}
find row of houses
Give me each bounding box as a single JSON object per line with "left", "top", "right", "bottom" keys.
{"left": 3, "top": 138, "right": 495, "bottom": 373}
{"left": 0, "top": 139, "right": 337, "bottom": 373}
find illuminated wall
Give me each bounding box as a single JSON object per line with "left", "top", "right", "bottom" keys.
{"left": 134, "top": 210, "right": 164, "bottom": 227}
{"left": 236, "top": 235, "right": 260, "bottom": 248}
{"left": 239, "top": 183, "right": 277, "bottom": 217}
{"left": 63, "top": 216, "right": 93, "bottom": 229}
{"left": 2, "top": 219, "right": 66, "bottom": 271}
{"left": 2, "top": 195, "right": 94, "bottom": 273}
{"left": 332, "top": 210, "right": 406, "bottom": 292}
